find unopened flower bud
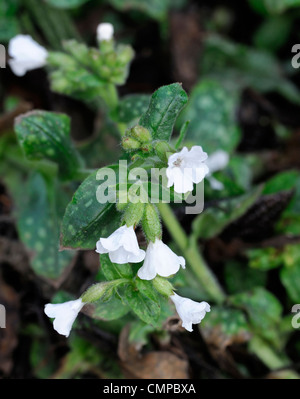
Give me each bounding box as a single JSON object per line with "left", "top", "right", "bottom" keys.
{"left": 123, "top": 202, "right": 145, "bottom": 227}
{"left": 152, "top": 276, "right": 175, "bottom": 297}
{"left": 122, "top": 136, "right": 141, "bottom": 151}
{"left": 81, "top": 282, "right": 113, "bottom": 303}
{"left": 117, "top": 45, "right": 135, "bottom": 64}
{"left": 131, "top": 125, "right": 152, "bottom": 143}
{"left": 142, "top": 203, "right": 162, "bottom": 243}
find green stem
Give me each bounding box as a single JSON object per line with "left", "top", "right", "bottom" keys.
{"left": 99, "top": 84, "right": 119, "bottom": 111}
{"left": 249, "top": 336, "right": 299, "bottom": 378}
{"left": 157, "top": 202, "right": 226, "bottom": 304}
{"left": 175, "top": 120, "right": 190, "bottom": 149}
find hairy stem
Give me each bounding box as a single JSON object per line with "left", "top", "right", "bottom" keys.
{"left": 157, "top": 202, "right": 226, "bottom": 304}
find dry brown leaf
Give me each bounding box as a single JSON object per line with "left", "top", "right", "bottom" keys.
{"left": 200, "top": 324, "right": 251, "bottom": 378}
{"left": 118, "top": 324, "right": 189, "bottom": 379}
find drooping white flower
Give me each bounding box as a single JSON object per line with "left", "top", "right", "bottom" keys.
{"left": 170, "top": 293, "right": 210, "bottom": 332}
{"left": 96, "top": 225, "right": 145, "bottom": 264}
{"left": 137, "top": 238, "right": 185, "bottom": 280}
{"left": 44, "top": 298, "right": 85, "bottom": 337}
{"left": 166, "top": 146, "right": 209, "bottom": 194}
{"left": 8, "top": 34, "right": 48, "bottom": 77}
{"left": 96, "top": 22, "right": 114, "bottom": 42}
{"left": 205, "top": 150, "right": 229, "bottom": 191}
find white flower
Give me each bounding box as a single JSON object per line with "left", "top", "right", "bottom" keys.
{"left": 8, "top": 34, "right": 48, "bottom": 77}
{"left": 137, "top": 238, "right": 185, "bottom": 280}
{"left": 205, "top": 150, "right": 229, "bottom": 191}
{"left": 166, "top": 146, "right": 209, "bottom": 194}
{"left": 97, "top": 22, "right": 114, "bottom": 42}
{"left": 170, "top": 293, "right": 210, "bottom": 332}
{"left": 44, "top": 298, "right": 85, "bottom": 337}
{"left": 96, "top": 225, "right": 145, "bottom": 264}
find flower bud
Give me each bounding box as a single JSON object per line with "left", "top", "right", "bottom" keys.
{"left": 142, "top": 203, "right": 162, "bottom": 243}
{"left": 81, "top": 282, "right": 113, "bottom": 303}
{"left": 123, "top": 202, "right": 145, "bottom": 227}
{"left": 141, "top": 143, "right": 152, "bottom": 153}
{"left": 122, "top": 136, "right": 141, "bottom": 151}
{"left": 130, "top": 125, "right": 152, "bottom": 143}
{"left": 117, "top": 45, "right": 135, "bottom": 65}
{"left": 153, "top": 276, "right": 175, "bottom": 297}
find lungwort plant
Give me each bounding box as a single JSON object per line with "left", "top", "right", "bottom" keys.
{"left": 3, "top": 15, "right": 299, "bottom": 378}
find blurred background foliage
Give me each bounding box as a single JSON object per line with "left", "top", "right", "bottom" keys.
{"left": 0, "top": 0, "right": 300, "bottom": 379}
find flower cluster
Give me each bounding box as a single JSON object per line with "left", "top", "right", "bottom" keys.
{"left": 44, "top": 144, "right": 212, "bottom": 337}
{"left": 7, "top": 22, "right": 114, "bottom": 77}
{"left": 22, "top": 21, "right": 216, "bottom": 337}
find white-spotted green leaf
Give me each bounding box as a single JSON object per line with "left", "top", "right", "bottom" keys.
{"left": 100, "top": 253, "right": 133, "bottom": 281}
{"left": 60, "top": 166, "right": 120, "bottom": 250}
{"left": 139, "top": 83, "right": 188, "bottom": 142}
{"left": 14, "top": 110, "right": 83, "bottom": 181}
{"left": 18, "top": 172, "right": 75, "bottom": 279}
{"left": 176, "top": 79, "right": 240, "bottom": 154}
{"left": 121, "top": 282, "right": 161, "bottom": 325}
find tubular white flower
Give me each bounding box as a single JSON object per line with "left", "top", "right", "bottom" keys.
{"left": 205, "top": 150, "right": 229, "bottom": 191}
{"left": 8, "top": 34, "right": 48, "bottom": 77}
{"left": 166, "top": 146, "right": 209, "bottom": 194}
{"left": 97, "top": 22, "right": 114, "bottom": 42}
{"left": 170, "top": 293, "right": 210, "bottom": 332}
{"left": 96, "top": 225, "right": 145, "bottom": 264}
{"left": 137, "top": 238, "right": 185, "bottom": 280}
{"left": 44, "top": 298, "right": 85, "bottom": 337}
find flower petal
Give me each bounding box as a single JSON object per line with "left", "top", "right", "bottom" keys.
{"left": 8, "top": 35, "right": 48, "bottom": 76}
{"left": 97, "top": 22, "right": 114, "bottom": 41}
{"left": 137, "top": 239, "right": 185, "bottom": 280}
{"left": 44, "top": 299, "right": 85, "bottom": 337}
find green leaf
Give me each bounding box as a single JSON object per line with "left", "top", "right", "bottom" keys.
{"left": 87, "top": 294, "right": 130, "bottom": 321}
{"left": 17, "top": 172, "right": 75, "bottom": 279}
{"left": 281, "top": 263, "right": 300, "bottom": 304}
{"left": 262, "top": 170, "right": 299, "bottom": 195}
{"left": 201, "top": 306, "right": 250, "bottom": 338}
{"left": 201, "top": 35, "right": 300, "bottom": 105}
{"left": 192, "top": 185, "right": 263, "bottom": 239}
{"left": 177, "top": 80, "right": 240, "bottom": 154}
{"left": 135, "top": 278, "right": 160, "bottom": 303}
{"left": 107, "top": 0, "right": 180, "bottom": 20}
{"left": 224, "top": 260, "right": 267, "bottom": 294}
{"left": 45, "top": 0, "right": 91, "bottom": 9}
{"left": 268, "top": 171, "right": 300, "bottom": 235}
{"left": 60, "top": 166, "right": 120, "bottom": 250}
{"left": 0, "top": 0, "right": 20, "bottom": 42}
{"left": 28, "top": 325, "right": 57, "bottom": 379}
{"left": 247, "top": 247, "right": 283, "bottom": 271}
{"left": 229, "top": 287, "right": 283, "bottom": 348}
{"left": 14, "top": 111, "right": 82, "bottom": 181}
{"left": 280, "top": 244, "right": 300, "bottom": 303}
{"left": 139, "top": 83, "right": 188, "bottom": 142}
{"left": 262, "top": 0, "right": 300, "bottom": 14}
{"left": 100, "top": 253, "right": 133, "bottom": 281}
{"left": 253, "top": 15, "right": 293, "bottom": 52}
{"left": 113, "top": 94, "right": 150, "bottom": 125}
{"left": 122, "top": 283, "right": 161, "bottom": 325}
